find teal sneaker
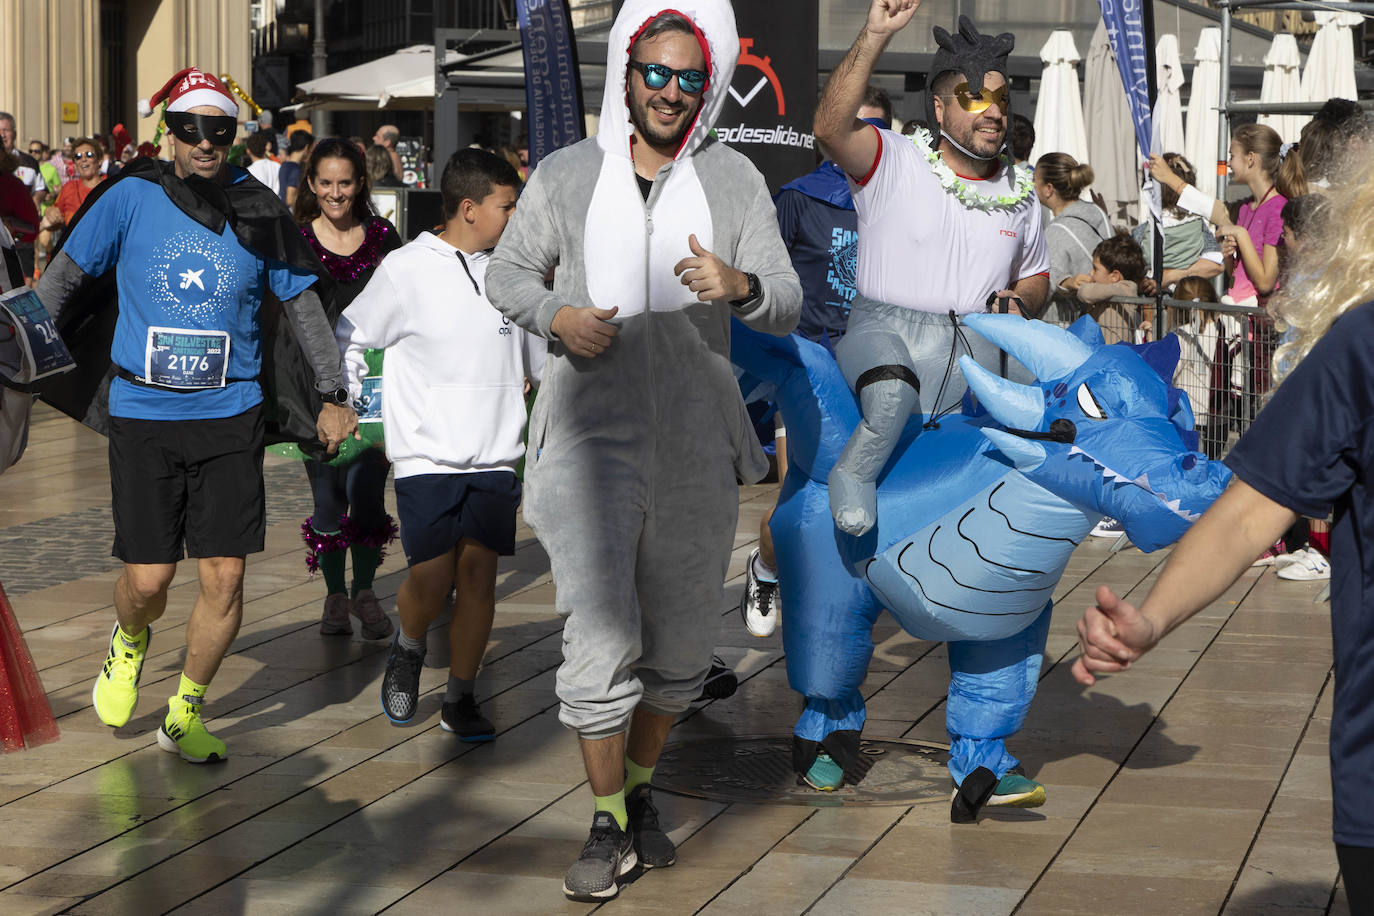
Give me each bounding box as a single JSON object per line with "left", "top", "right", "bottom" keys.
{"left": 985, "top": 768, "right": 1045, "bottom": 808}
{"left": 802, "top": 751, "right": 844, "bottom": 791}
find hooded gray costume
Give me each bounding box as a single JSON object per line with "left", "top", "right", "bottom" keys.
{"left": 828, "top": 16, "right": 1045, "bottom": 537}
{"left": 486, "top": 0, "right": 801, "bottom": 738}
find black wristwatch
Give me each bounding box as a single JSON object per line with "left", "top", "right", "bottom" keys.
{"left": 730, "top": 272, "right": 762, "bottom": 307}
{"left": 321, "top": 386, "right": 349, "bottom": 406}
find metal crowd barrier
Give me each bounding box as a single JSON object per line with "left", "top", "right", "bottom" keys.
{"left": 1048, "top": 294, "right": 1279, "bottom": 461}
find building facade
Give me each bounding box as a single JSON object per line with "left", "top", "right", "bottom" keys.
{"left": 1, "top": 0, "right": 253, "bottom": 152}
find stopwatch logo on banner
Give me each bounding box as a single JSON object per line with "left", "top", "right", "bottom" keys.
{"left": 730, "top": 39, "right": 785, "bottom": 116}
{"left": 717, "top": 37, "right": 814, "bottom": 150}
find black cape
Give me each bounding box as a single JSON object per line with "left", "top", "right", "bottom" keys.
{"left": 36, "top": 157, "right": 336, "bottom": 447}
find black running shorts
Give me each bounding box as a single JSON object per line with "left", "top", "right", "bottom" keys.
{"left": 108, "top": 405, "right": 266, "bottom": 563}
{"left": 395, "top": 471, "right": 521, "bottom": 564}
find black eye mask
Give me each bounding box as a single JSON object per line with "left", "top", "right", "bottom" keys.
{"left": 165, "top": 112, "right": 238, "bottom": 147}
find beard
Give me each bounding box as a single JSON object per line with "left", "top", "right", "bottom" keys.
{"left": 629, "top": 95, "right": 699, "bottom": 151}
{"left": 945, "top": 116, "right": 1007, "bottom": 160}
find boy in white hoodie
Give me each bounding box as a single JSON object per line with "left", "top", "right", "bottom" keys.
{"left": 336, "top": 149, "right": 543, "bottom": 739}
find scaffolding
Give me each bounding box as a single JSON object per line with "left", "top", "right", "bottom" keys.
{"left": 1215, "top": 0, "right": 1374, "bottom": 199}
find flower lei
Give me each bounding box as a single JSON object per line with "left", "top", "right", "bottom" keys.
{"left": 909, "top": 127, "right": 1034, "bottom": 212}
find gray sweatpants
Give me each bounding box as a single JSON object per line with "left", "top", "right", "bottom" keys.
{"left": 524, "top": 445, "right": 739, "bottom": 739}
{"left": 835, "top": 296, "right": 1031, "bottom": 412}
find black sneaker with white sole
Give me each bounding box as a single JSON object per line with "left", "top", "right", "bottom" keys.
{"left": 696, "top": 655, "right": 738, "bottom": 701}
{"left": 380, "top": 636, "right": 425, "bottom": 724}
{"left": 563, "top": 811, "right": 637, "bottom": 901}
{"left": 626, "top": 783, "right": 676, "bottom": 868}
{"left": 440, "top": 693, "right": 495, "bottom": 742}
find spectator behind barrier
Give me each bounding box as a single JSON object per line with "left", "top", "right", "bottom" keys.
{"left": 1061, "top": 230, "right": 1145, "bottom": 344}
{"left": 1132, "top": 152, "right": 1224, "bottom": 295}
{"left": 1036, "top": 152, "right": 1110, "bottom": 324}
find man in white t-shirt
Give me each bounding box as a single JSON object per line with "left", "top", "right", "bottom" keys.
{"left": 814, "top": 1, "right": 1049, "bottom": 536}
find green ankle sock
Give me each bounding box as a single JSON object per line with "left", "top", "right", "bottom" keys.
{"left": 169, "top": 672, "right": 208, "bottom": 718}
{"left": 624, "top": 757, "right": 655, "bottom": 794}
{"left": 594, "top": 790, "right": 627, "bottom": 830}
{"left": 314, "top": 536, "right": 347, "bottom": 596}
{"left": 350, "top": 544, "right": 382, "bottom": 596}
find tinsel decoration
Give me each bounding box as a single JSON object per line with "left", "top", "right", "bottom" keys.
{"left": 219, "top": 74, "right": 262, "bottom": 118}
{"left": 341, "top": 514, "right": 400, "bottom": 567}
{"left": 301, "top": 518, "right": 349, "bottom": 577}
{"left": 300, "top": 514, "right": 399, "bottom": 576}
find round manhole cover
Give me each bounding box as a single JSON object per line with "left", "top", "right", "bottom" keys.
{"left": 653, "top": 735, "right": 951, "bottom": 806}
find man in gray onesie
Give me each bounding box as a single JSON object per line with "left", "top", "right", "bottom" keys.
{"left": 486, "top": 0, "right": 800, "bottom": 902}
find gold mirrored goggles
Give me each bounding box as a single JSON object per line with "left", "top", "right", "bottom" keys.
{"left": 944, "top": 82, "right": 1010, "bottom": 114}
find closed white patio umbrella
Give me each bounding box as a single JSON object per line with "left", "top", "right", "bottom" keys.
{"left": 1084, "top": 20, "right": 1141, "bottom": 225}
{"left": 1302, "top": 6, "right": 1363, "bottom": 105}
{"left": 1152, "top": 34, "right": 1186, "bottom": 156}
{"left": 1258, "top": 33, "right": 1306, "bottom": 143}
{"left": 1030, "top": 30, "right": 1089, "bottom": 166}
{"left": 1184, "top": 27, "right": 1222, "bottom": 199}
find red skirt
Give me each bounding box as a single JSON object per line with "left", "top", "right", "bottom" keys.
{"left": 0, "top": 581, "right": 59, "bottom": 752}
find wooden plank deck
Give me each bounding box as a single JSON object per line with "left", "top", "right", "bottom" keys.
{"left": 0, "top": 405, "right": 1348, "bottom": 914}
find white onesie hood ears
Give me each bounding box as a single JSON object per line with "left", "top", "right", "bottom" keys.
{"left": 598, "top": 0, "right": 740, "bottom": 161}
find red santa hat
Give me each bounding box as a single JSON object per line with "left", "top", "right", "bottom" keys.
{"left": 137, "top": 68, "right": 239, "bottom": 120}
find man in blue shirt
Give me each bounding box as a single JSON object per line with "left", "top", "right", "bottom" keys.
{"left": 35, "top": 68, "right": 357, "bottom": 764}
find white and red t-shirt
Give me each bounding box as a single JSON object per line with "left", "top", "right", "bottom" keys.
{"left": 849, "top": 127, "right": 1048, "bottom": 315}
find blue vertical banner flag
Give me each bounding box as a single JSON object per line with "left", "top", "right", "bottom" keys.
{"left": 516, "top": 0, "right": 587, "bottom": 170}
{"left": 1099, "top": 0, "right": 1153, "bottom": 159}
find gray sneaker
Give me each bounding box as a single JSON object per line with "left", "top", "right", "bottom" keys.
{"left": 351, "top": 589, "right": 394, "bottom": 640}
{"left": 320, "top": 593, "right": 352, "bottom": 636}
{"left": 626, "top": 784, "right": 676, "bottom": 868}
{"left": 562, "top": 811, "right": 637, "bottom": 901}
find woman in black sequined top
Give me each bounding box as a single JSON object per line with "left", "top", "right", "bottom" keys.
{"left": 293, "top": 139, "right": 402, "bottom": 640}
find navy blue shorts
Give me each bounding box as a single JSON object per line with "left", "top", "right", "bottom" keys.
{"left": 394, "top": 471, "right": 521, "bottom": 564}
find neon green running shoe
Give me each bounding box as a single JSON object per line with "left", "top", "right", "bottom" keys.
{"left": 157, "top": 697, "right": 226, "bottom": 764}
{"left": 986, "top": 768, "right": 1046, "bottom": 808}
{"left": 92, "top": 624, "right": 150, "bottom": 728}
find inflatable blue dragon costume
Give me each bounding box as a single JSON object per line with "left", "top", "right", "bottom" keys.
{"left": 732, "top": 314, "right": 1231, "bottom": 821}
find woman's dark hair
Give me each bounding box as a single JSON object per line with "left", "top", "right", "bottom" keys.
{"left": 1281, "top": 194, "right": 1330, "bottom": 239}
{"left": 1035, "top": 152, "right": 1094, "bottom": 200}
{"left": 293, "top": 137, "right": 373, "bottom": 225}
{"left": 364, "top": 145, "right": 394, "bottom": 185}
{"left": 1094, "top": 230, "right": 1147, "bottom": 287}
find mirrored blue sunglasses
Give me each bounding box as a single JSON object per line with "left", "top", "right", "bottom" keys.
{"left": 628, "top": 60, "right": 708, "bottom": 94}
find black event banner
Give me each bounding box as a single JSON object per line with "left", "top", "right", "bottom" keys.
{"left": 518, "top": 0, "right": 587, "bottom": 170}
{"left": 715, "top": 0, "right": 819, "bottom": 193}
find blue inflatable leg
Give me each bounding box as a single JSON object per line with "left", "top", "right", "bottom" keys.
{"left": 773, "top": 478, "right": 880, "bottom": 777}
{"left": 945, "top": 602, "right": 1053, "bottom": 785}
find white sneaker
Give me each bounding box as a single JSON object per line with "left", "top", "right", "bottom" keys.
{"left": 1277, "top": 549, "right": 1330, "bottom": 581}
{"left": 1090, "top": 518, "right": 1125, "bottom": 538}
{"left": 741, "top": 548, "right": 780, "bottom": 637}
